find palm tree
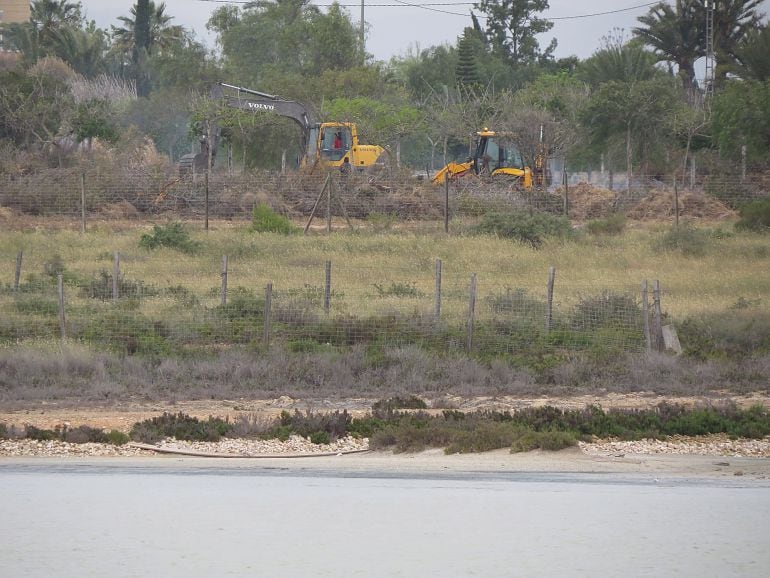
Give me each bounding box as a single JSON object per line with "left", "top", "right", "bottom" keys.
{"left": 578, "top": 33, "right": 659, "bottom": 87}
{"left": 710, "top": 0, "right": 763, "bottom": 84}
{"left": 111, "top": 1, "right": 183, "bottom": 58}
{"left": 730, "top": 24, "right": 770, "bottom": 82}
{"left": 633, "top": 0, "right": 704, "bottom": 91}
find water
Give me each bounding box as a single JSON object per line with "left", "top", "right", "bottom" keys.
{"left": 1, "top": 461, "right": 769, "bottom": 577}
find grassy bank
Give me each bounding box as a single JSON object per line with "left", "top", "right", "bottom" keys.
{"left": 0, "top": 220, "right": 768, "bottom": 397}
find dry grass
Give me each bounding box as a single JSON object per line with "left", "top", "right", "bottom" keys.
{"left": 1, "top": 219, "right": 766, "bottom": 319}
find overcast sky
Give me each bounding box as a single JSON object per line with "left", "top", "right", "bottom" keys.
{"left": 78, "top": 0, "right": 769, "bottom": 74}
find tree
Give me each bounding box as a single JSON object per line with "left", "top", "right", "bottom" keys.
{"left": 111, "top": 1, "right": 183, "bottom": 95}
{"left": 711, "top": 0, "right": 763, "bottom": 85}
{"left": 633, "top": 0, "right": 704, "bottom": 91}
{"left": 455, "top": 28, "right": 483, "bottom": 89}
{"left": 473, "top": 0, "right": 556, "bottom": 66}
{"left": 2, "top": 0, "right": 85, "bottom": 65}
{"left": 208, "top": 0, "right": 363, "bottom": 84}
{"left": 578, "top": 33, "right": 660, "bottom": 87}
{"left": 711, "top": 79, "right": 770, "bottom": 165}
{"left": 581, "top": 78, "right": 679, "bottom": 185}
{"left": 729, "top": 24, "right": 770, "bottom": 82}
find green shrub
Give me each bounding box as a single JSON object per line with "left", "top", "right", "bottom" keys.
{"left": 106, "top": 430, "right": 130, "bottom": 445}
{"left": 24, "top": 425, "right": 58, "bottom": 441}
{"left": 372, "top": 395, "right": 428, "bottom": 414}
{"left": 129, "top": 412, "right": 233, "bottom": 444}
{"left": 652, "top": 225, "right": 711, "bottom": 256}
{"left": 373, "top": 281, "right": 423, "bottom": 298}
{"left": 81, "top": 309, "right": 171, "bottom": 356}
{"left": 79, "top": 270, "right": 158, "bottom": 301}
{"left": 735, "top": 198, "right": 770, "bottom": 233}
{"left": 510, "top": 429, "right": 578, "bottom": 452}
{"left": 139, "top": 222, "right": 201, "bottom": 254}
{"left": 472, "top": 210, "right": 572, "bottom": 247}
{"left": 13, "top": 296, "right": 59, "bottom": 316}
{"left": 251, "top": 202, "right": 296, "bottom": 234}
{"left": 63, "top": 425, "right": 108, "bottom": 444}
{"left": 368, "top": 212, "right": 398, "bottom": 231}
{"left": 270, "top": 410, "right": 351, "bottom": 442}
{"left": 309, "top": 431, "right": 331, "bottom": 445}
{"left": 571, "top": 291, "right": 643, "bottom": 331}
{"left": 677, "top": 311, "right": 770, "bottom": 359}
{"left": 586, "top": 214, "right": 626, "bottom": 236}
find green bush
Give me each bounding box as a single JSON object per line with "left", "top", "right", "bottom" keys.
{"left": 106, "top": 430, "right": 130, "bottom": 445}
{"left": 735, "top": 198, "right": 770, "bottom": 233}
{"left": 571, "top": 291, "right": 643, "bottom": 331}
{"left": 252, "top": 202, "right": 296, "bottom": 234}
{"left": 652, "top": 225, "right": 711, "bottom": 256}
{"left": 585, "top": 214, "right": 626, "bottom": 236}
{"left": 129, "top": 412, "right": 233, "bottom": 444}
{"left": 373, "top": 282, "right": 423, "bottom": 298}
{"left": 139, "top": 222, "right": 201, "bottom": 254}
{"left": 472, "top": 210, "right": 572, "bottom": 247}
{"left": 677, "top": 311, "right": 770, "bottom": 359}
{"left": 510, "top": 429, "right": 578, "bottom": 452}
{"left": 79, "top": 270, "right": 158, "bottom": 301}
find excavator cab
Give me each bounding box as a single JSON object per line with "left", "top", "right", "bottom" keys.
{"left": 477, "top": 136, "right": 525, "bottom": 174}
{"left": 319, "top": 125, "right": 352, "bottom": 162}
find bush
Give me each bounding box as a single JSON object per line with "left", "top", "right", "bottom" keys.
{"left": 652, "top": 225, "right": 711, "bottom": 257}
{"left": 252, "top": 202, "right": 296, "bottom": 234}
{"left": 139, "top": 222, "right": 201, "bottom": 254}
{"left": 472, "top": 210, "right": 572, "bottom": 247}
{"left": 585, "top": 214, "right": 626, "bottom": 236}
{"left": 571, "top": 291, "right": 643, "bottom": 331}
{"left": 510, "top": 429, "right": 578, "bottom": 453}
{"left": 735, "top": 198, "right": 770, "bottom": 233}
{"left": 129, "top": 412, "right": 233, "bottom": 444}
{"left": 373, "top": 282, "right": 423, "bottom": 298}
{"left": 79, "top": 270, "right": 158, "bottom": 301}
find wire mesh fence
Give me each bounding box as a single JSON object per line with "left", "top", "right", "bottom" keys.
{"left": 1, "top": 168, "right": 767, "bottom": 227}
{"left": 2, "top": 248, "right": 673, "bottom": 358}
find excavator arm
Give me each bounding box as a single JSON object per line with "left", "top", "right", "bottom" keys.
{"left": 180, "top": 83, "right": 315, "bottom": 174}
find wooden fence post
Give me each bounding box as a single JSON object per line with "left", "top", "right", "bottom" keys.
{"left": 652, "top": 280, "right": 663, "bottom": 352}
{"left": 221, "top": 255, "right": 228, "bottom": 306}
{"left": 324, "top": 260, "right": 332, "bottom": 315}
{"left": 466, "top": 273, "right": 477, "bottom": 352}
{"left": 563, "top": 170, "right": 569, "bottom": 217}
{"left": 545, "top": 266, "right": 556, "bottom": 333}
{"left": 80, "top": 173, "right": 86, "bottom": 234}
{"left": 434, "top": 259, "right": 442, "bottom": 320}
{"left": 57, "top": 274, "right": 66, "bottom": 342}
{"left": 641, "top": 280, "right": 651, "bottom": 352}
{"left": 444, "top": 175, "right": 450, "bottom": 233}
{"left": 326, "top": 175, "right": 332, "bottom": 234}
{"left": 673, "top": 177, "right": 680, "bottom": 227}
{"left": 112, "top": 251, "right": 120, "bottom": 301}
{"left": 263, "top": 282, "right": 273, "bottom": 347}
{"left": 14, "top": 251, "right": 22, "bottom": 291}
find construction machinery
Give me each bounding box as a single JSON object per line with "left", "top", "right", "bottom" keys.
{"left": 432, "top": 129, "right": 550, "bottom": 189}
{"left": 180, "top": 83, "right": 388, "bottom": 174}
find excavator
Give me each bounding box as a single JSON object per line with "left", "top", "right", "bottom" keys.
{"left": 432, "top": 129, "right": 548, "bottom": 189}
{"left": 180, "top": 83, "right": 388, "bottom": 174}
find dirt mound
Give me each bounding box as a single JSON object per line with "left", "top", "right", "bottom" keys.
{"left": 97, "top": 201, "right": 140, "bottom": 219}
{"left": 627, "top": 189, "right": 735, "bottom": 221}
{"left": 561, "top": 183, "right": 617, "bottom": 221}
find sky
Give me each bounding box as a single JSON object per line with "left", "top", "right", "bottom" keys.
{"left": 78, "top": 0, "right": 770, "bottom": 72}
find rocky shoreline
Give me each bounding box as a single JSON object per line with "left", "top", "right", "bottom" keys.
{"left": 2, "top": 433, "right": 769, "bottom": 459}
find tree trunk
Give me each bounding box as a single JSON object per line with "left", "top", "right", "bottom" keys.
{"left": 626, "top": 121, "right": 632, "bottom": 194}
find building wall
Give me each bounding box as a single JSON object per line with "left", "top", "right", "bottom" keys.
{"left": 0, "top": 0, "right": 31, "bottom": 24}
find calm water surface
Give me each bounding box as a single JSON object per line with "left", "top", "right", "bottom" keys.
{"left": 1, "top": 462, "right": 769, "bottom": 577}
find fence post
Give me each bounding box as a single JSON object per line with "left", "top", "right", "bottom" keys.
{"left": 14, "top": 250, "right": 22, "bottom": 291}
{"left": 673, "top": 177, "right": 680, "bottom": 227}
{"left": 545, "top": 266, "right": 556, "bottom": 333}
{"left": 563, "top": 171, "right": 569, "bottom": 217}
{"left": 466, "top": 273, "right": 477, "bottom": 352}
{"left": 652, "top": 280, "right": 663, "bottom": 352}
{"left": 57, "top": 274, "right": 66, "bottom": 342}
{"left": 80, "top": 172, "right": 86, "bottom": 234}
{"left": 263, "top": 282, "right": 273, "bottom": 347}
{"left": 221, "top": 255, "right": 228, "bottom": 306}
{"left": 434, "top": 259, "right": 442, "bottom": 320}
{"left": 641, "top": 280, "right": 651, "bottom": 352}
{"left": 324, "top": 260, "right": 332, "bottom": 315}
{"left": 326, "top": 176, "right": 332, "bottom": 234}
{"left": 112, "top": 251, "right": 120, "bottom": 301}
{"left": 444, "top": 175, "right": 450, "bottom": 233}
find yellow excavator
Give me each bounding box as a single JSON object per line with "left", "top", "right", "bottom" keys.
{"left": 180, "top": 83, "right": 388, "bottom": 174}
{"left": 432, "top": 129, "right": 548, "bottom": 189}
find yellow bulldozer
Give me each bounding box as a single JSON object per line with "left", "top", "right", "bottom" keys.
{"left": 432, "top": 129, "right": 549, "bottom": 189}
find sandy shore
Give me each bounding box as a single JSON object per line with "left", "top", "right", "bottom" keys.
{"left": 2, "top": 447, "right": 770, "bottom": 483}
